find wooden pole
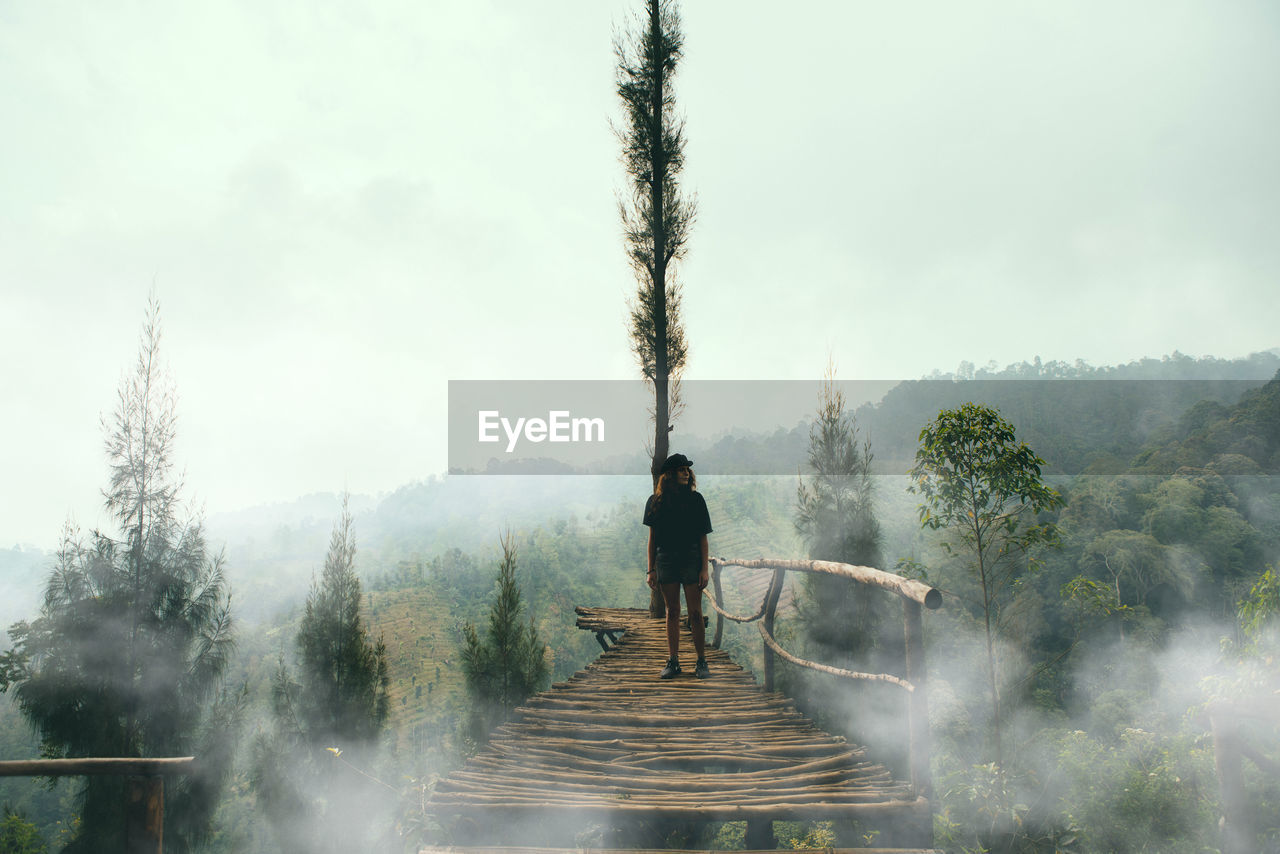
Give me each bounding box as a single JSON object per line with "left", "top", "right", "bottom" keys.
{"left": 744, "top": 818, "right": 774, "bottom": 849}
{"left": 712, "top": 561, "right": 725, "bottom": 649}
{"left": 125, "top": 775, "right": 164, "bottom": 854}
{"left": 1210, "top": 704, "right": 1252, "bottom": 854}
{"left": 0, "top": 757, "right": 195, "bottom": 777}
{"left": 711, "top": 557, "right": 941, "bottom": 609}
{"left": 761, "top": 568, "right": 786, "bottom": 692}
{"left": 902, "top": 600, "right": 931, "bottom": 806}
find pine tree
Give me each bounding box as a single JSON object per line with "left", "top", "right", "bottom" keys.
{"left": 294, "top": 496, "right": 390, "bottom": 748}
{"left": 795, "top": 367, "right": 885, "bottom": 664}
{"left": 0, "top": 298, "right": 237, "bottom": 853}
{"left": 461, "top": 533, "right": 548, "bottom": 747}
{"left": 253, "top": 495, "right": 391, "bottom": 854}
{"left": 617, "top": 0, "right": 697, "bottom": 617}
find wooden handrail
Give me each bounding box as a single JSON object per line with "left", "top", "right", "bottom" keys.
{"left": 709, "top": 557, "right": 941, "bottom": 608}
{"left": 757, "top": 618, "right": 914, "bottom": 691}
{"left": 0, "top": 756, "right": 194, "bottom": 853}
{"left": 707, "top": 557, "right": 938, "bottom": 802}
{"left": 0, "top": 757, "right": 195, "bottom": 776}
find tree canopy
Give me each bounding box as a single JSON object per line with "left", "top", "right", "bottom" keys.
{"left": 909, "top": 402, "right": 1062, "bottom": 765}
{"left": 253, "top": 495, "right": 390, "bottom": 854}
{"left": 461, "top": 533, "right": 548, "bottom": 747}
{"left": 0, "top": 299, "right": 237, "bottom": 853}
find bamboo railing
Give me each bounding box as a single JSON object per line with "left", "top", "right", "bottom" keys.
{"left": 0, "top": 756, "right": 195, "bottom": 854}
{"left": 707, "top": 557, "right": 941, "bottom": 801}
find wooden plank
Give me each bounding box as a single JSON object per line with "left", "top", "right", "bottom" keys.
{"left": 467, "top": 849, "right": 940, "bottom": 854}
{"left": 428, "top": 796, "right": 929, "bottom": 819}
{"left": 430, "top": 597, "right": 931, "bottom": 847}
{"left": 0, "top": 757, "right": 195, "bottom": 777}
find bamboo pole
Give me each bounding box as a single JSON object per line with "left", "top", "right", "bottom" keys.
{"left": 710, "top": 558, "right": 941, "bottom": 609}
{"left": 0, "top": 757, "right": 195, "bottom": 777}
{"left": 903, "top": 599, "right": 932, "bottom": 803}
{"left": 757, "top": 620, "right": 914, "bottom": 692}
{"left": 761, "top": 568, "right": 785, "bottom": 692}
{"left": 712, "top": 561, "right": 725, "bottom": 647}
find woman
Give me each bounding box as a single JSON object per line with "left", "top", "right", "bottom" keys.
{"left": 643, "top": 453, "right": 713, "bottom": 678}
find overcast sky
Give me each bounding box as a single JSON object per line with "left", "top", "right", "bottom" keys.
{"left": 2, "top": 1, "right": 1277, "bottom": 549}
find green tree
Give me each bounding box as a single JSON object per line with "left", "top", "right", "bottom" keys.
{"left": 908, "top": 402, "right": 1062, "bottom": 765}
{"left": 1066, "top": 529, "right": 1198, "bottom": 642}
{"left": 293, "top": 496, "right": 390, "bottom": 748}
{"left": 253, "top": 495, "right": 391, "bottom": 854}
{"left": 0, "top": 808, "right": 47, "bottom": 854}
{"left": 795, "top": 367, "right": 885, "bottom": 660}
{"left": 0, "top": 300, "right": 237, "bottom": 853}
{"left": 618, "top": 0, "right": 696, "bottom": 482}
{"left": 616, "top": 0, "right": 697, "bottom": 616}
{"left": 461, "top": 533, "right": 548, "bottom": 747}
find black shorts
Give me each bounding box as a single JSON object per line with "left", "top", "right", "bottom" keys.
{"left": 655, "top": 544, "right": 703, "bottom": 586}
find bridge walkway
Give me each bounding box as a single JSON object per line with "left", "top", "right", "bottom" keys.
{"left": 426, "top": 607, "right": 932, "bottom": 850}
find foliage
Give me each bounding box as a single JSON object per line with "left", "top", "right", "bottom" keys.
{"left": 795, "top": 367, "right": 882, "bottom": 571}
{"left": 1238, "top": 565, "right": 1280, "bottom": 645}
{"left": 617, "top": 0, "right": 696, "bottom": 485}
{"left": 0, "top": 300, "right": 237, "bottom": 853}
{"left": 1131, "top": 371, "right": 1280, "bottom": 474}
{"left": 293, "top": 496, "right": 390, "bottom": 748}
{"left": 0, "top": 808, "right": 47, "bottom": 854}
{"left": 706, "top": 821, "right": 745, "bottom": 849}
{"left": 933, "top": 762, "right": 1034, "bottom": 854}
{"left": 782, "top": 820, "right": 836, "bottom": 849}
{"left": 252, "top": 495, "right": 391, "bottom": 854}
{"left": 909, "top": 403, "right": 1062, "bottom": 765}
{"left": 794, "top": 372, "right": 884, "bottom": 649}
{"left": 1051, "top": 728, "right": 1217, "bottom": 853}
{"left": 460, "top": 533, "right": 549, "bottom": 747}
{"left": 787, "top": 367, "right": 900, "bottom": 747}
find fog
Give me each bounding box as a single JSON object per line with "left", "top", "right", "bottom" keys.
{"left": 4, "top": 0, "right": 1279, "bottom": 548}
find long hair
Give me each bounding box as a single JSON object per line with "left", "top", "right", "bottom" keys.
{"left": 652, "top": 466, "right": 696, "bottom": 511}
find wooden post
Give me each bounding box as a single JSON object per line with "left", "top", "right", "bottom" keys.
{"left": 711, "top": 562, "right": 724, "bottom": 649}
{"left": 903, "top": 599, "right": 932, "bottom": 805}
{"left": 761, "top": 568, "right": 786, "bottom": 692}
{"left": 1210, "top": 704, "right": 1252, "bottom": 854}
{"left": 744, "top": 818, "right": 773, "bottom": 849}
{"left": 125, "top": 775, "right": 163, "bottom": 854}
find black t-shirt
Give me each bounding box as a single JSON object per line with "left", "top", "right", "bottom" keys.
{"left": 643, "top": 489, "right": 713, "bottom": 555}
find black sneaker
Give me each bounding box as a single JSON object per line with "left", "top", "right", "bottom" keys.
{"left": 660, "top": 658, "right": 681, "bottom": 679}
{"left": 695, "top": 658, "right": 710, "bottom": 679}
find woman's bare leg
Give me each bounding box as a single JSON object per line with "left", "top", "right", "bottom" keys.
{"left": 662, "top": 582, "right": 682, "bottom": 660}
{"left": 683, "top": 583, "right": 705, "bottom": 659}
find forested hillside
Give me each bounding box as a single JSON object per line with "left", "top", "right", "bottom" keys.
{"left": 3, "top": 353, "right": 1277, "bottom": 852}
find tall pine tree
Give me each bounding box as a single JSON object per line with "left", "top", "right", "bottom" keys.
{"left": 0, "top": 298, "right": 238, "bottom": 853}
{"left": 461, "top": 533, "right": 548, "bottom": 747}
{"left": 253, "top": 494, "right": 391, "bottom": 854}
{"left": 795, "top": 366, "right": 885, "bottom": 664}
{"left": 616, "top": 0, "right": 697, "bottom": 616}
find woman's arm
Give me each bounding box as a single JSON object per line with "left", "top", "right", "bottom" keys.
{"left": 698, "top": 533, "right": 709, "bottom": 589}
{"left": 647, "top": 529, "right": 658, "bottom": 589}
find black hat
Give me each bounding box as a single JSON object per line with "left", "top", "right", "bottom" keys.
{"left": 660, "top": 453, "right": 693, "bottom": 472}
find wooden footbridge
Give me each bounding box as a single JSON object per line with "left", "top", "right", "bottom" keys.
{"left": 425, "top": 558, "right": 942, "bottom": 852}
